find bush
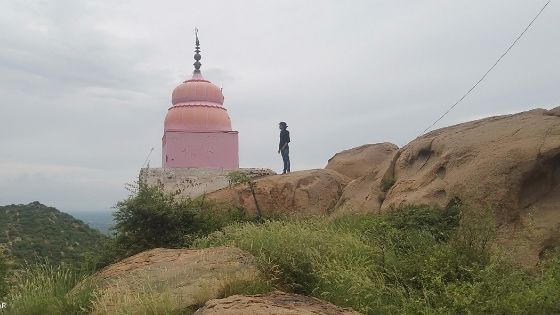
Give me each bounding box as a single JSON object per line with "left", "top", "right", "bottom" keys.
{"left": 193, "top": 205, "right": 560, "bottom": 314}
{"left": 108, "top": 178, "right": 254, "bottom": 265}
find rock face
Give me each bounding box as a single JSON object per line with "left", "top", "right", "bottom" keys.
{"left": 327, "top": 107, "right": 560, "bottom": 264}
{"left": 379, "top": 107, "right": 560, "bottom": 263}
{"left": 86, "top": 247, "right": 260, "bottom": 314}
{"left": 329, "top": 143, "right": 399, "bottom": 215}
{"left": 326, "top": 143, "right": 399, "bottom": 180}
{"left": 194, "top": 291, "right": 361, "bottom": 315}
{"left": 207, "top": 169, "right": 351, "bottom": 217}
{"left": 382, "top": 108, "right": 560, "bottom": 221}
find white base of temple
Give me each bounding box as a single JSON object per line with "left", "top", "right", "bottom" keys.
{"left": 140, "top": 167, "right": 275, "bottom": 199}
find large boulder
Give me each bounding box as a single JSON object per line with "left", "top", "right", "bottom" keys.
{"left": 194, "top": 291, "right": 361, "bottom": 315}
{"left": 330, "top": 144, "right": 399, "bottom": 215}
{"left": 84, "top": 247, "right": 261, "bottom": 314}
{"left": 380, "top": 107, "right": 560, "bottom": 263}
{"left": 382, "top": 107, "right": 560, "bottom": 215}
{"left": 325, "top": 142, "right": 399, "bottom": 180}
{"left": 207, "top": 169, "right": 351, "bottom": 217}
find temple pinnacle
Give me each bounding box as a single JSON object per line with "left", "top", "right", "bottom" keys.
{"left": 193, "top": 28, "right": 202, "bottom": 74}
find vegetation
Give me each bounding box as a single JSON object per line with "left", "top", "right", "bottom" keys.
{"left": 0, "top": 253, "right": 8, "bottom": 299}
{"left": 226, "top": 171, "right": 262, "bottom": 218}
{"left": 0, "top": 202, "right": 109, "bottom": 269}
{"left": 194, "top": 204, "right": 560, "bottom": 314}
{"left": 3, "top": 263, "right": 94, "bottom": 314}
{"left": 106, "top": 179, "right": 255, "bottom": 266}
{"left": 4, "top": 186, "right": 559, "bottom": 314}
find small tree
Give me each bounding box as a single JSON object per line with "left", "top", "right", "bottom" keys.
{"left": 226, "top": 171, "right": 262, "bottom": 219}
{"left": 112, "top": 179, "right": 197, "bottom": 259}
{"left": 109, "top": 177, "right": 253, "bottom": 264}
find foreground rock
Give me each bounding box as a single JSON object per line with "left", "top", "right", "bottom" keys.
{"left": 85, "top": 247, "right": 260, "bottom": 314}
{"left": 194, "top": 291, "right": 361, "bottom": 315}
{"left": 207, "top": 169, "right": 351, "bottom": 217}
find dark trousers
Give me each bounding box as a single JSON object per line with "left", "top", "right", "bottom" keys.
{"left": 281, "top": 147, "right": 290, "bottom": 173}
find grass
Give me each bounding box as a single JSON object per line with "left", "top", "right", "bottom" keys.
{"left": 2, "top": 263, "right": 95, "bottom": 314}
{"left": 193, "top": 205, "right": 560, "bottom": 314}
{"left": 3, "top": 204, "right": 559, "bottom": 314}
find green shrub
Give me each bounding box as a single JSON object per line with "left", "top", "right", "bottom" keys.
{"left": 193, "top": 205, "right": 560, "bottom": 314}
{"left": 108, "top": 178, "right": 254, "bottom": 265}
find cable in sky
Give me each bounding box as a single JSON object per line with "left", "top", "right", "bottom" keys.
{"left": 419, "top": 0, "right": 552, "bottom": 136}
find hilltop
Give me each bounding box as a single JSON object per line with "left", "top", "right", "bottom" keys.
{"left": 0, "top": 202, "right": 109, "bottom": 268}
{"left": 2, "top": 106, "right": 559, "bottom": 314}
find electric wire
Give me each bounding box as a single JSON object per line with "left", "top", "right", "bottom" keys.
{"left": 419, "top": 0, "right": 551, "bottom": 136}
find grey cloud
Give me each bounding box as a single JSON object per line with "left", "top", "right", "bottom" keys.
{"left": 0, "top": 0, "right": 558, "bottom": 213}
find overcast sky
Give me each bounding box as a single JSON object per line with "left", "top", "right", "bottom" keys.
{"left": 0, "top": 0, "right": 558, "bottom": 214}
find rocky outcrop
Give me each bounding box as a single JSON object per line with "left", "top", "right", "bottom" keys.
{"left": 85, "top": 247, "right": 260, "bottom": 314}
{"left": 326, "top": 143, "right": 399, "bottom": 180}
{"left": 194, "top": 291, "right": 361, "bottom": 315}
{"left": 329, "top": 143, "right": 399, "bottom": 215}
{"left": 328, "top": 107, "right": 560, "bottom": 264}
{"left": 379, "top": 107, "right": 560, "bottom": 264}
{"left": 381, "top": 107, "right": 560, "bottom": 222}
{"left": 207, "top": 169, "right": 351, "bottom": 217}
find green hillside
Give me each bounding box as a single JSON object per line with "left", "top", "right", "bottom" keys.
{"left": 0, "top": 202, "right": 109, "bottom": 268}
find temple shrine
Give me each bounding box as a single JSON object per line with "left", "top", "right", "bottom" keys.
{"left": 162, "top": 30, "right": 239, "bottom": 168}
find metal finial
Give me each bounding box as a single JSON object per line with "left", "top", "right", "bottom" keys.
{"left": 193, "top": 28, "right": 201, "bottom": 74}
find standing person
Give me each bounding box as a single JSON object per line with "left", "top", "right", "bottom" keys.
{"left": 278, "top": 122, "right": 290, "bottom": 174}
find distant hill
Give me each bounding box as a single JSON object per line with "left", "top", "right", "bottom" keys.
{"left": 0, "top": 202, "right": 109, "bottom": 267}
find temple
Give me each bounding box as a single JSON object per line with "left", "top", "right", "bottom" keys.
{"left": 162, "top": 30, "right": 239, "bottom": 168}
{"left": 143, "top": 30, "right": 273, "bottom": 199}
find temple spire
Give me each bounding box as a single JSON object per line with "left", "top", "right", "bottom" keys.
{"left": 193, "top": 28, "right": 202, "bottom": 74}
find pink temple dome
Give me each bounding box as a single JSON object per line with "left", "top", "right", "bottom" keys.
{"left": 165, "top": 73, "right": 232, "bottom": 132}
{"left": 172, "top": 78, "right": 224, "bottom": 106}
{"left": 164, "top": 105, "right": 232, "bottom": 131}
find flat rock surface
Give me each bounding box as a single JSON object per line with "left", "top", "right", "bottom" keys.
{"left": 194, "top": 291, "right": 361, "bottom": 315}
{"left": 84, "top": 247, "right": 260, "bottom": 314}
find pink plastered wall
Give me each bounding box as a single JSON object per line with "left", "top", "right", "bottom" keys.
{"left": 163, "top": 131, "right": 239, "bottom": 169}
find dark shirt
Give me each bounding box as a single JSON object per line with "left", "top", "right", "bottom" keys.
{"left": 279, "top": 129, "right": 290, "bottom": 150}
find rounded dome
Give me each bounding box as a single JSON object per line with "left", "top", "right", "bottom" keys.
{"left": 164, "top": 105, "right": 232, "bottom": 131}
{"left": 172, "top": 80, "right": 224, "bottom": 106}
